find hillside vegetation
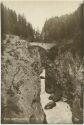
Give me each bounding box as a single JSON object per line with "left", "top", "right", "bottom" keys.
{"left": 1, "top": 3, "right": 41, "bottom": 42}
{"left": 42, "top": 3, "right": 84, "bottom": 44}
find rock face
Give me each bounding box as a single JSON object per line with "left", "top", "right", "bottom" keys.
{"left": 45, "top": 49, "right": 84, "bottom": 123}
{"left": 1, "top": 35, "right": 45, "bottom": 123}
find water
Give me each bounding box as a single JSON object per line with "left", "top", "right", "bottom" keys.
{"left": 40, "top": 69, "right": 72, "bottom": 124}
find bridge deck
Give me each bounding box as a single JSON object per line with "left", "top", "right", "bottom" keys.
{"left": 30, "top": 42, "right": 56, "bottom": 50}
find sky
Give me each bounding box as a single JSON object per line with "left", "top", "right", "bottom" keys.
{"left": 2, "top": 0, "right": 83, "bottom": 31}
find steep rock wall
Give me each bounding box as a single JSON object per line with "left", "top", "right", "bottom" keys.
{"left": 1, "top": 35, "right": 46, "bottom": 123}
{"left": 45, "top": 47, "right": 84, "bottom": 123}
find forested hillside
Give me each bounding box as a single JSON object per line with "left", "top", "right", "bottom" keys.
{"left": 1, "top": 3, "right": 42, "bottom": 42}
{"left": 42, "top": 3, "right": 84, "bottom": 59}
{"left": 42, "top": 3, "right": 84, "bottom": 44}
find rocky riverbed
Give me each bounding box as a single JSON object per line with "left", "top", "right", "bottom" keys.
{"left": 40, "top": 69, "right": 72, "bottom": 124}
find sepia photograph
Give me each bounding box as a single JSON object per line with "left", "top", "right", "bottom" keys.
{"left": 1, "top": 0, "right": 84, "bottom": 124}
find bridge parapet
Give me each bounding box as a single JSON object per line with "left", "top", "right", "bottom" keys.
{"left": 30, "top": 42, "right": 56, "bottom": 50}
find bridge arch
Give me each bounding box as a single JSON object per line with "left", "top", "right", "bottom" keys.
{"left": 29, "top": 42, "right": 58, "bottom": 66}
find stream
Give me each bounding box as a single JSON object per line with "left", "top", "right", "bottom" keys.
{"left": 40, "top": 69, "right": 72, "bottom": 124}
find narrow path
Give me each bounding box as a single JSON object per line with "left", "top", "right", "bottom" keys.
{"left": 40, "top": 69, "right": 72, "bottom": 124}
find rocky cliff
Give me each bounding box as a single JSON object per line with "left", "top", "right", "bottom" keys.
{"left": 1, "top": 34, "right": 46, "bottom": 123}
{"left": 45, "top": 43, "right": 84, "bottom": 123}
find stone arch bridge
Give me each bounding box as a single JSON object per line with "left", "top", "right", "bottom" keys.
{"left": 29, "top": 42, "right": 58, "bottom": 62}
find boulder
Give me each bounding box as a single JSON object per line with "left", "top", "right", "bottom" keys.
{"left": 48, "top": 85, "right": 62, "bottom": 102}
{"left": 44, "top": 101, "right": 56, "bottom": 109}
